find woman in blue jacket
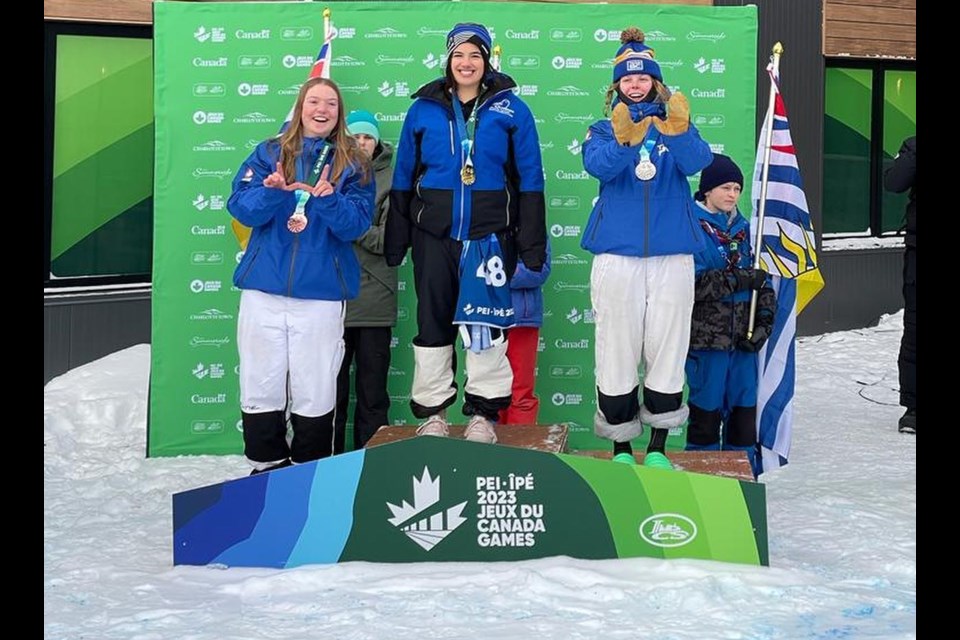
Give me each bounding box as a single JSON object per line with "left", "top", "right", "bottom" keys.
{"left": 581, "top": 27, "right": 712, "bottom": 469}
{"left": 228, "top": 77, "right": 375, "bottom": 473}
{"left": 385, "top": 23, "right": 547, "bottom": 445}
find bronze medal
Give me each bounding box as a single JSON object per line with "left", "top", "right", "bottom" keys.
{"left": 287, "top": 212, "right": 308, "bottom": 233}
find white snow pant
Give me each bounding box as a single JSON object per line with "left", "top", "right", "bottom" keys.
{"left": 591, "top": 253, "right": 694, "bottom": 441}
{"left": 238, "top": 289, "right": 345, "bottom": 417}
{"left": 410, "top": 342, "right": 513, "bottom": 421}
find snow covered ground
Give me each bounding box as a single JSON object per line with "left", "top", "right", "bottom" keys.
{"left": 44, "top": 313, "right": 915, "bottom": 639}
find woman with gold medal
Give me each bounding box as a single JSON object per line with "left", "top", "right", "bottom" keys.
{"left": 581, "top": 28, "right": 713, "bottom": 470}
{"left": 385, "top": 23, "right": 547, "bottom": 444}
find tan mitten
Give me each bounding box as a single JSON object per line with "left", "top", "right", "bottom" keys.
{"left": 653, "top": 91, "right": 691, "bottom": 136}
{"left": 611, "top": 103, "right": 655, "bottom": 146}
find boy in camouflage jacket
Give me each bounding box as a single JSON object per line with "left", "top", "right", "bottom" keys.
{"left": 685, "top": 154, "right": 775, "bottom": 477}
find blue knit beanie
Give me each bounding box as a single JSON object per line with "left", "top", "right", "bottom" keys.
{"left": 696, "top": 154, "right": 744, "bottom": 202}
{"left": 612, "top": 27, "right": 662, "bottom": 83}
{"left": 446, "top": 23, "right": 492, "bottom": 59}
{"left": 346, "top": 110, "right": 380, "bottom": 143}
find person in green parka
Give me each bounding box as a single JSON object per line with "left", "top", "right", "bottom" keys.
{"left": 334, "top": 110, "right": 399, "bottom": 451}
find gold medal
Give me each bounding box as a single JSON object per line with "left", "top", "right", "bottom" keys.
{"left": 287, "top": 212, "right": 308, "bottom": 233}
{"left": 635, "top": 159, "right": 657, "bottom": 181}
{"left": 461, "top": 164, "right": 476, "bottom": 186}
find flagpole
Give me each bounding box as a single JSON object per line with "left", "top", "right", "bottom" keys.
{"left": 748, "top": 42, "right": 783, "bottom": 338}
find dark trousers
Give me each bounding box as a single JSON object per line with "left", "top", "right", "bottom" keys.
{"left": 899, "top": 246, "right": 916, "bottom": 410}
{"left": 411, "top": 228, "right": 462, "bottom": 347}
{"left": 409, "top": 226, "right": 517, "bottom": 348}
{"left": 409, "top": 227, "right": 511, "bottom": 420}
{"left": 334, "top": 326, "right": 392, "bottom": 452}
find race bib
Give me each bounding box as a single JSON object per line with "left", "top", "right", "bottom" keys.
{"left": 454, "top": 234, "right": 515, "bottom": 330}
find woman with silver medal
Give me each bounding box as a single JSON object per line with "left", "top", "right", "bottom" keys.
{"left": 581, "top": 27, "right": 713, "bottom": 470}
{"left": 384, "top": 23, "right": 547, "bottom": 445}
{"left": 227, "top": 77, "right": 375, "bottom": 474}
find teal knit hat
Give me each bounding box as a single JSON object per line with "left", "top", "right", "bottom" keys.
{"left": 346, "top": 109, "right": 380, "bottom": 143}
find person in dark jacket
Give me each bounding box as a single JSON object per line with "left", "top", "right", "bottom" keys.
{"left": 384, "top": 22, "right": 547, "bottom": 445}
{"left": 228, "top": 77, "right": 374, "bottom": 474}
{"left": 498, "top": 243, "right": 552, "bottom": 425}
{"left": 685, "top": 154, "right": 775, "bottom": 477}
{"left": 334, "top": 110, "right": 399, "bottom": 451}
{"left": 884, "top": 136, "right": 916, "bottom": 434}
{"left": 581, "top": 27, "right": 712, "bottom": 469}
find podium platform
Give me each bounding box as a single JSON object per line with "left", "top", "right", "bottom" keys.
{"left": 570, "top": 449, "right": 754, "bottom": 481}
{"left": 367, "top": 425, "right": 753, "bottom": 482}
{"left": 366, "top": 424, "right": 569, "bottom": 454}
{"left": 173, "top": 424, "right": 767, "bottom": 569}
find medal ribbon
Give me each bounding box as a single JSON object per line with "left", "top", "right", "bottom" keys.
{"left": 637, "top": 133, "right": 656, "bottom": 165}
{"left": 293, "top": 141, "right": 333, "bottom": 214}
{"left": 452, "top": 96, "right": 478, "bottom": 177}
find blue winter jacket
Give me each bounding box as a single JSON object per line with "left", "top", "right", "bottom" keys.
{"left": 693, "top": 205, "right": 755, "bottom": 302}
{"left": 228, "top": 137, "right": 375, "bottom": 301}
{"left": 689, "top": 202, "right": 776, "bottom": 351}
{"left": 581, "top": 118, "right": 712, "bottom": 257}
{"left": 384, "top": 73, "right": 547, "bottom": 273}
{"left": 510, "top": 242, "right": 552, "bottom": 328}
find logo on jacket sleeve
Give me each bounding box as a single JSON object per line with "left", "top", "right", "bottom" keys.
{"left": 489, "top": 99, "right": 515, "bottom": 117}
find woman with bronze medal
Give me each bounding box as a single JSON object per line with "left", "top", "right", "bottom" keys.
{"left": 227, "top": 77, "right": 375, "bottom": 474}
{"left": 385, "top": 23, "right": 547, "bottom": 444}
{"left": 581, "top": 28, "right": 713, "bottom": 470}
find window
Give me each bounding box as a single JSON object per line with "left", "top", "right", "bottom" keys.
{"left": 822, "top": 61, "right": 915, "bottom": 239}
{"left": 43, "top": 22, "right": 154, "bottom": 287}
{"left": 881, "top": 70, "right": 916, "bottom": 234}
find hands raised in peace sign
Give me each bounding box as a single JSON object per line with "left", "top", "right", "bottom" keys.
{"left": 264, "top": 163, "right": 335, "bottom": 197}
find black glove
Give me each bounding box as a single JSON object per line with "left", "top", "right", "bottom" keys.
{"left": 737, "top": 325, "right": 770, "bottom": 352}
{"left": 731, "top": 268, "right": 769, "bottom": 291}
{"left": 385, "top": 252, "right": 405, "bottom": 267}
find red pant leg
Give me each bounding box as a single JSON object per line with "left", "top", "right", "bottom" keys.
{"left": 499, "top": 326, "right": 540, "bottom": 425}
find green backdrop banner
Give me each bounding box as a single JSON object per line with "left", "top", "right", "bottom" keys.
{"left": 150, "top": 1, "right": 757, "bottom": 457}
{"left": 52, "top": 34, "right": 153, "bottom": 277}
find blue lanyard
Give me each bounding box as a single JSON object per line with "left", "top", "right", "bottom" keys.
{"left": 451, "top": 96, "right": 478, "bottom": 170}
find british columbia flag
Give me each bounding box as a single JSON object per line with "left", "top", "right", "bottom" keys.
{"left": 751, "top": 60, "right": 825, "bottom": 474}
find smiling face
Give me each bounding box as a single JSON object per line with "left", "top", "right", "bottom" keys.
{"left": 704, "top": 182, "right": 743, "bottom": 214}
{"left": 618, "top": 73, "right": 654, "bottom": 103}
{"left": 449, "top": 41, "right": 485, "bottom": 93}
{"left": 300, "top": 83, "right": 339, "bottom": 138}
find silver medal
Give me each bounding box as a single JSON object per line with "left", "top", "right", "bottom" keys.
{"left": 635, "top": 159, "right": 657, "bottom": 181}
